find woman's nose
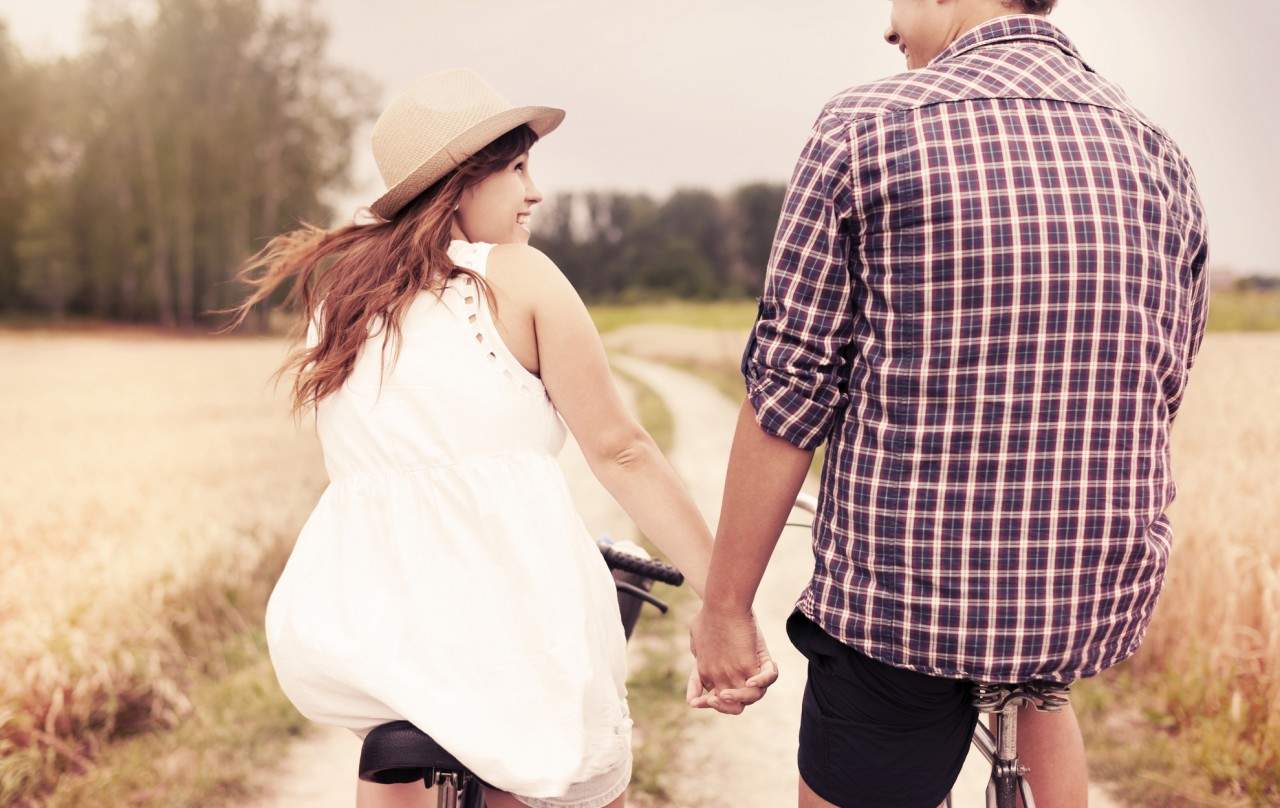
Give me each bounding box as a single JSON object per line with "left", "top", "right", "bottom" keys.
{"left": 525, "top": 182, "right": 543, "bottom": 205}
{"left": 884, "top": 28, "right": 899, "bottom": 45}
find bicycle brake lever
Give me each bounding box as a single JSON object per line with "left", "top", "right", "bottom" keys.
{"left": 615, "top": 581, "right": 669, "bottom": 614}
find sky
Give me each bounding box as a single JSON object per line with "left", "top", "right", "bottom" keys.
{"left": 4, "top": 0, "right": 1277, "bottom": 274}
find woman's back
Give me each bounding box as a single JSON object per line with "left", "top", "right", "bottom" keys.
{"left": 312, "top": 239, "right": 565, "bottom": 482}
{"left": 266, "top": 238, "right": 633, "bottom": 800}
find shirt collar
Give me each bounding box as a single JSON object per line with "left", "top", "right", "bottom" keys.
{"left": 927, "top": 14, "right": 1093, "bottom": 72}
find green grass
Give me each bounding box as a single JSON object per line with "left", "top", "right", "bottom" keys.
{"left": 1206, "top": 289, "right": 1280, "bottom": 332}
{"left": 588, "top": 289, "right": 1280, "bottom": 336}
{"left": 624, "top": 593, "right": 698, "bottom": 807}
{"left": 606, "top": 363, "right": 700, "bottom": 804}
{"left": 8, "top": 533, "right": 311, "bottom": 808}
{"left": 1070, "top": 645, "right": 1280, "bottom": 808}
{"left": 662, "top": 358, "right": 747, "bottom": 404}
{"left": 1072, "top": 659, "right": 1279, "bottom": 807}
{"left": 590, "top": 299, "right": 758, "bottom": 334}
{"left": 39, "top": 631, "right": 310, "bottom": 808}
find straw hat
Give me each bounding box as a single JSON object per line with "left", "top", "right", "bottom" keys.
{"left": 369, "top": 69, "right": 565, "bottom": 219}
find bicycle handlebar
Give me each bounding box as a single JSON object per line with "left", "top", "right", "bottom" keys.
{"left": 597, "top": 492, "right": 815, "bottom": 585}
{"left": 596, "top": 539, "right": 685, "bottom": 587}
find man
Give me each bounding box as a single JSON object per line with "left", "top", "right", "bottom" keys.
{"left": 688, "top": 1, "right": 1210, "bottom": 806}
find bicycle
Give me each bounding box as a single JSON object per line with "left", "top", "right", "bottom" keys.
{"left": 788, "top": 493, "right": 1073, "bottom": 808}
{"left": 356, "top": 537, "right": 685, "bottom": 808}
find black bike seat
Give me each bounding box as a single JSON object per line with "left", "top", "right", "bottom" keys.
{"left": 358, "top": 720, "right": 469, "bottom": 784}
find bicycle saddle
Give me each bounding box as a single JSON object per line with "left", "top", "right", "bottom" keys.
{"left": 358, "top": 720, "right": 470, "bottom": 784}
{"left": 971, "top": 680, "right": 1072, "bottom": 712}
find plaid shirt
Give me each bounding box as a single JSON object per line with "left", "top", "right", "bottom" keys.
{"left": 742, "top": 14, "right": 1209, "bottom": 684}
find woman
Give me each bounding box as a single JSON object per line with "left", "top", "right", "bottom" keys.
{"left": 221, "top": 69, "right": 775, "bottom": 808}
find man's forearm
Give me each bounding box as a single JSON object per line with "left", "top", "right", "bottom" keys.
{"left": 704, "top": 397, "right": 814, "bottom": 614}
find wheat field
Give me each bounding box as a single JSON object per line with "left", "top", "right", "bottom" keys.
{"left": 1, "top": 329, "right": 325, "bottom": 655}
{"left": 0, "top": 328, "right": 326, "bottom": 803}
{"left": 0, "top": 326, "right": 1277, "bottom": 804}
{"left": 1101, "top": 332, "right": 1280, "bottom": 803}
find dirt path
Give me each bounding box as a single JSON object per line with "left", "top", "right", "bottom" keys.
{"left": 611, "top": 355, "right": 816, "bottom": 807}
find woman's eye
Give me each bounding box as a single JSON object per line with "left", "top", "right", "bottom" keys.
{"left": 514, "top": 162, "right": 525, "bottom": 173}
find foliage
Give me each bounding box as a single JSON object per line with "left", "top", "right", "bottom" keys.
{"left": 1206, "top": 288, "right": 1280, "bottom": 331}
{"left": 0, "top": 0, "right": 375, "bottom": 327}
{"left": 532, "top": 183, "right": 785, "bottom": 302}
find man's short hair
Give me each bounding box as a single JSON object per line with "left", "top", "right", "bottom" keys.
{"left": 1014, "top": 0, "right": 1058, "bottom": 13}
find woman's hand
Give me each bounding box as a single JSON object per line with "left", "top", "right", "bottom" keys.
{"left": 686, "top": 605, "right": 779, "bottom": 715}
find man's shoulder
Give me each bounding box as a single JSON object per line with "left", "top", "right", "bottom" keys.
{"left": 818, "top": 69, "right": 940, "bottom": 123}
{"left": 817, "top": 48, "right": 1159, "bottom": 134}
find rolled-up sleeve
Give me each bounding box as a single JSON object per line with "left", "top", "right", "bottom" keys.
{"left": 740, "top": 107, "right": 856, "bottom": 451}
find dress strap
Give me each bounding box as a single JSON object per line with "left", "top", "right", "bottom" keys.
{"left": 442, "top": 241, "right": 548, "bottom": 399}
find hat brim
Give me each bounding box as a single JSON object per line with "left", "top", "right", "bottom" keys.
{"left": 369, "top": 105, "right": 565, "bottom": 220}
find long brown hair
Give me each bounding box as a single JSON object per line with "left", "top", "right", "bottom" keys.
{"left": 214, "top": 124, "right": 540, "bottom": 419}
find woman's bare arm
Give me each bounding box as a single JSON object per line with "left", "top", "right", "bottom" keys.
{"left": 487, "top": 243, "right": 713, "bottom": 599}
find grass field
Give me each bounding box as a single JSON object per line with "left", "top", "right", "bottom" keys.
{"left": 0, "top": 329, "right": 325, "bottom": 806}
{"left": 1072, "top": 333, "right": 1280, "bottom": 805}
{"left": 2, "top": 287, "right": 1278, "bottom": 806}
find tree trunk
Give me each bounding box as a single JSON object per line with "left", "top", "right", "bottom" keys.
{"left": 135, "top": 109, "right": 175, "bottom": 327}
{"left": 173, "top": 125, "right": 196, "bottom": 327}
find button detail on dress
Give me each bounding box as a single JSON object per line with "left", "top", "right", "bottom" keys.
{"left": 447, "top": 241, "right": 550, "bottom": 400}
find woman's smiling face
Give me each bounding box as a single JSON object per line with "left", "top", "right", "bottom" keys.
{"left": 454, "top": 149, "right": 542, "bottom": 245}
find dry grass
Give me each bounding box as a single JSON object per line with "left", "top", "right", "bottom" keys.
{"left": 2, "top": 320, "right": 1277, "bottom": 806}
{"left": 1072, "top": 333, "right": 1280, "bottom": 805}
{"left": 0, "top": 328, "right": 325, "bottom": 806}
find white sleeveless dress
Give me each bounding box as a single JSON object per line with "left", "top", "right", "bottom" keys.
{"left": 264, "top": 239, "right": 633, "bottom": 806}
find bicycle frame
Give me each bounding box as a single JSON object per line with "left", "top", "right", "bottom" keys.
{"left": 436, "top": 770, "right": 484, "bottom": 808}
{"left": 971, "top": 702, "right": 1038, "bottom": 808}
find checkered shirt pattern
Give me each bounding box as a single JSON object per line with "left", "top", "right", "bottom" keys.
{"left": 741, "top": 14, "right": 1210, "bottom": 684}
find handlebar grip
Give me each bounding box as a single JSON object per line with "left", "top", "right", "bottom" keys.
{"left": 598, "top": 542, "right": 685, "bottom": 587}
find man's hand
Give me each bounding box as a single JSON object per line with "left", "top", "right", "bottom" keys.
{"left": 686, "top": 605, "right": 779, "bottom": 715}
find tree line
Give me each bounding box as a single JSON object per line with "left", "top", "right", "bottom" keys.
{"left": 0, "top": 0, "right": 374, "bottom": 328}
{"left": 532, "top": 185, "right": 784, "bottom": 302}
{"left": 0, "top": 1, "right": 785, "bottom": 329}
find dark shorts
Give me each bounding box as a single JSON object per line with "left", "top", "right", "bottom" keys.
{"left": 786, "top": 609, "right": 979, "bottom": 808}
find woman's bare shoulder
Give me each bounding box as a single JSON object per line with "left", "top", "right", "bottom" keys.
{"left": 486, "top": 243, "right": 574, "bottom": 302}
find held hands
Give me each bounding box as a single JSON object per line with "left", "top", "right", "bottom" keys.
{"left": 686, "top": 606, "right": 779, "bottom": 715}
